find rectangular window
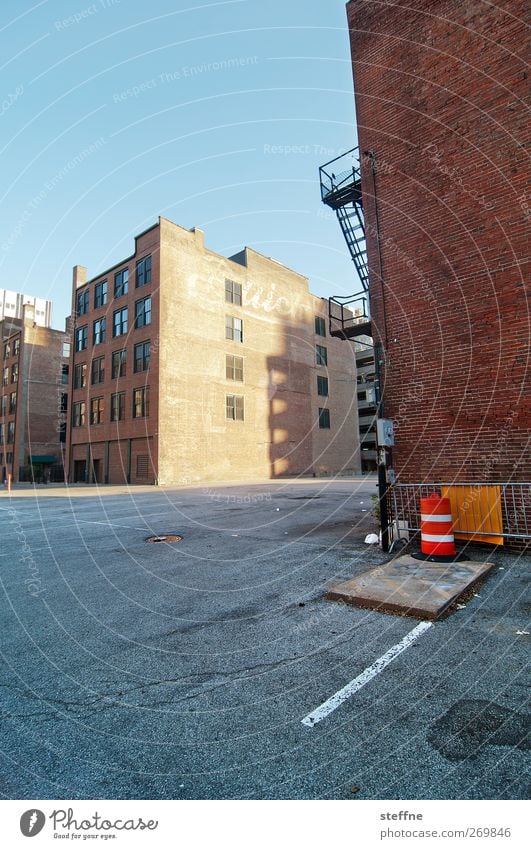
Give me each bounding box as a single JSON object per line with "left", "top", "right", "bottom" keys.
{"left": 110, "top": 392, "right": 125, "bottom": 422}
{"left": 136, "top": 455, "right": 149, "bottom": 478}
{"left": 0, "top": 397, "right": 6, "bottom": 416}
{"left": 225, "top": 279, "right": 242, "bottom": 305}
{"left": 134, "top": 296, "right": 151, "bottom": 328}
{"left": 318, "top": 407, "right": 330, "bottom": 429}
{"left": 134, "top": 340, "right": 150, "bottom": 373}
{"left": 316, "top": 344, "right": 328, "bottom": 366}
{"left": 2, "top": 367, "right": 8, "bottom": 386}
{"left": 11, "top": 364, "right": 18, "bottom": 383}
{"left": 225, "top": 315, "right": 243, "bottom": 343}
{"left": 93, "top": 318, "right": 106, "bottom": 345}
{"left": 61, "top": 364, "right": 69, "bottom": 385}
{"left": 75, "top": 325, "right": 88, "bottom": 352}
{"left": 0, "top": 424, "right": 4, "bottom": 445}
{"left": 9, "top": 391, "right": 16, "bottom": 414}
{"left": 114, "top": 268, "right": 129, "bottom": 298}
{"left": 226, "top": 394, "right": 244, "bottom": 421}
{"left": 90, "top": 396, "right": 104, "bottom": 425}
{"left": 77, "top": 289, "right": 89, "bottom": 316}
{"left": 59, "top": 422, "right": 67, "bottom": 443}
{"left": 317, "top": 375, "right": 329, "bottom": 396}
{"left": 62, "top": 342, "right": 71, "bottom": 358}
{"left": 226, "top": 354, "right": 244, "bottom": 381}
{"left": 3, "top": 343, "right": 10, "bottom": 359}
{"left": 6, "top": 451, "right": 13, "bottom": 465}
{"left": 14, "top": 338, "right": 20, "bottom": 356}
{"left": 111, "top": 349, "right": 127, "bottom": 379}
{"left": 136, "top": 255, "right": 152, "bottom": 288}
{"left": 133, "top": 386, "right": 149, "bottom": 418}
{"left": 113, "top": 307, "right": 128, "bottom": 337}
{"left": 60, "top": 393, "right": 68, "bottom": 413}
{"left": 91, "top": 356, "right": 105, "bottom": 385}
{"left": 74, "top": 363, "right": 87, "bottom": 389}
{"left": 7, "top": 421, "right": 15, "bottom": 443}
{"left": 94, "top": 280, "right": 108, "bottom": 309}
{"left": 315, "top": 316, "right": 326, "bottom": 337}
{"left": 73, "top": 400, "right": 86, "bottom": 427}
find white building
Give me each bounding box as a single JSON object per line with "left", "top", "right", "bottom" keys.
{"left": 0, "top": 289, "right": 52, "bottom": 327}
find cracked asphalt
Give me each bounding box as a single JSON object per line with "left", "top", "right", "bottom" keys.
{"left": 0, "top": 478, "right": 529, "bottom": 799}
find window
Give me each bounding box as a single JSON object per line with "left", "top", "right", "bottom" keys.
{"left": 0, "top": 397, "right": 6, "bottom": 416}
{"left": 72, "top": 400, "right": 86, "bottom": 427}
{"left": 11, "top": 364, "right": 18, "bottom": 383}
{"left": 90, "top": 397, "right": 104, "bottom": 425}
{"left": 91, "top": 356, "right": 105, "bottom": 385}
{"left": 315, "top": 316, "right": 326, "bottom": 337}
{"left": 113, "top": 307, "right": 128, "bottom": 337}
{"left": 0, "top": 424, "right": 3, "bottom": 445}
{"left": 136, "top": 455, "right": 149, "bottom": 478}
{"left": 93, "top": 318, "right": 106, "bottom": 345}
{"left": 318, "top": 408, "right": 330, "bottom": 429}
{"left": 225, "top": 315, "right": 243, "bottom": 343}
{"left": 316, "top": 344, "right": 328, "bottom": 366}
{"left": 6, "top": 452, "right": 13, "bottom": 465}
{"left": 114, "top": 268, "right": 129, "bottom": 298}
{"left": 74, "top": 363, "right": 87, "bottom": 389}
{"left": 75, "top": 325, "right": 88, "bottom": 351}
{"left": 61, "top": 364, "right": 69, "bottom": 385}
{"left": 133, "top": 386, "right": 149, "bottom": 418}
{"left": 134, "top": 340, "right": 150, "bottom": 373}
{"left": 77, "top": 289, "right": 89, "bottom": 316}
{"left": 94, "top": 280, "right": 108, "bottom": 309}
{"left": 226, "top": 354, "right": 244, "bottom": 382}
{"left": 60, "top": 393, "right": 68, "bottom": 413}
{"left": 226, "top": 394, "right": 244, "bottom": 421}
{"left": 110, "top": 392, "right": 125, "bottom": 422}
{"left": 7, "top": 421, "right": 15, "bottom": 443}
{"left": 9, "top": 392, "right": 16, "bottom": 414}
{"left": 2, "top": 367, "right": 8, "bottom": 386}
{"left": 59, "top": 422, "right": 67, "bottom": 443}
{"left": 62, "top": 342, "right": 71, "bottom": 358}
{"left": 14, "top": 338, "right": 20, "bottom": 356}
{"left": 111, "top": 349, "right": 127, "bottom": 379}
{"left": 317, "top": 375, "right": 329, "bottom": 396}
{"left": 134, "top": 296, "right": 151, "bottom": 328}
{"left": 3, "top": 343, "right": 10, "bottom": 359}
{"left": 225, "top": 279, "right": 242, "bottom": 305}
{"left": 136, "top": 255, "right": 152, "bottom": 288}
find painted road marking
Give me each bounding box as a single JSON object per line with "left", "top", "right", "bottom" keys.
{"left": 301, "top": 621, "right": 433, "bottom": 727}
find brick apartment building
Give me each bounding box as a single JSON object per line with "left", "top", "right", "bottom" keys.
{"left": 346, "top": 0, "right": 529, "bottom": 487}
{"left": 0, "top": 304, "right": 70, "bottom": 483}
{"left": 67, "top": 216, "right": 360, "bottom": 485}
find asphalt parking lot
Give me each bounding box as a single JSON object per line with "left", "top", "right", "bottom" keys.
{"left": 0, "top": 477, "right": 529, "bottom": 800}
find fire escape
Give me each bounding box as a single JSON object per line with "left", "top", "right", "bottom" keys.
{"left": 319, "top": 147, "right": 377, "bottom": 471}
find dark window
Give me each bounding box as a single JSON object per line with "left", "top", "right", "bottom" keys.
{"left": 77, "top": 289, "right": 89, "bottom": 316}
{"left": 59, "top": 422, "right": 67, "bottom": 443}
{"left": 61, "top": 364, "right": 69, "bottom": 385}
{"left": 113, "top": 307, "right": 128, "bottom": 337}
{"left": 134, "top": 340, "right": 150, "bottom": 373}
{"left": 225, "top": 315, "right": 243, "bottom": 343}
{"left": 136, "top": 455, "right": 149, "bottom": 478}
{"left": 75, "top": 325, "right": 88, "bottom": 352}
{"left": 225, "top": 279, "right": 242, "bottom": 305}
{"left": 90, "top": 397, "right": 104, "bottom": 425}
{"left": 110, "top": 392, "right": 125, "bottom": 422}
{"left": 7, "top": 421, "right": 15, "bottom": 443}
{"left": 72, "top": 401, "right": 86, "bottom": 427}
{"left": 94, "top": 280, "right": 108, "bottom": 308}
{"left": 315, "top": 316, "right": 326, "bottom": 337}
{"left": 226, "top": 394, "right": 244, "bottom": 421}
{"left": 6, "top": 451, "right": 13, "bottom": 465}
{"left": 226, "top": 354, "right": 244, "bottom": 381}
{"left": 111, "top": 349, "right": 127, "bottom": 379}
{"left": 133, "top": 386, "right": 149, "bottom": 418}
{"left": 74, "top": 363, "right": 87, "bottom": 389}
{"left": 91, "top": 356, "right": 105, "bottom": 385}
{"left": 318, "top": 407, "right": 330, "bottom": 429}
{"left": 60, "top": 393, "right": 68, "bottom": 413}
{"left": 135, "top": 296, "right": 151, "bottom": 328}
{"left": 316, "top": 344, "right": 327, "bottom": 366}
{"left": 13, "top": 338, "right": 20, "bottom": 356}
{"left": 136, "top": 255, "right": 152, "bottom": 288}
{"left": 0, "top": 397, "right": 6, "bottom": 416}
{"left": 114, "top": 268, "right": 129, "bottom": 298}
{"left": 0, "top": 424, "right": 3, "bottom": 445}
{"left": 9, "top": 391, "right": 17, "bottom": 414}
{"left": 93, "top": 318, "right": 106, "bottom": 345}
{"left": 11, "top": 363, "right": 18, "bottom": 383}
{"left": 317, "top": 375, "right": 329, "bottom": 396}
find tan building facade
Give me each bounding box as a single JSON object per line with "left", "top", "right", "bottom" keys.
{"left": 67, "top": 217, "right": 360, "bottom": 485}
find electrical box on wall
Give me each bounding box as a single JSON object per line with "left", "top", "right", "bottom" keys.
{"left": 377, "top": 418, "right": 395, "bottom": 447}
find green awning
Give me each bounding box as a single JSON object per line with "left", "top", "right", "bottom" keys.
{"left": 29, "top": 455, "right": 56, "bottom": 464}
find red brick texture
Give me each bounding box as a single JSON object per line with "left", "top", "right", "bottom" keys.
{"left": 347, "top": 0, "right": 530, "bottom": 483}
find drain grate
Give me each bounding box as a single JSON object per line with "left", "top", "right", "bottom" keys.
{"left": 145, "top": 534, "right": 183, "bottom": 544}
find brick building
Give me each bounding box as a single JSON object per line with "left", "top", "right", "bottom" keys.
{"left": 346, "top": 0, "right": 529, "bottom": 486}
{"left": 0, "top": 305, "right": 70, "bottom": 483}
{"left": 67, "top": 216, "right": 360, "bottom": 485}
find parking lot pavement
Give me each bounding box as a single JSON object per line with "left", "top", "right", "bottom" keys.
{"left": 0, "top": 478, "right": 529, "bottom": 800}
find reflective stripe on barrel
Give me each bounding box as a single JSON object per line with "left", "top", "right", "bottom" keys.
{"left": 420, "top": 495, "right": 456, "bottom": 556}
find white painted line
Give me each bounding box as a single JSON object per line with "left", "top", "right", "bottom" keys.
{"left": 301, "top": 621, "right": 433, "bottom": 728}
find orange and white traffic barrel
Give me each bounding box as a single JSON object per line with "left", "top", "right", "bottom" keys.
{"left": 420, "top": 494, "right": 456, "bottom": 557}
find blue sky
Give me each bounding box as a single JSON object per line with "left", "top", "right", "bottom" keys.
{"left": 1, "top": 0, "right": 358, "bottom": 326}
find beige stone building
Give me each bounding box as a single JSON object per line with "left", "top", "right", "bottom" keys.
{"left": 67, "top": 217, "right": 360, "bottom": 485}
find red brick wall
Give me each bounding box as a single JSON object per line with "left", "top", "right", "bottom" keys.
{"left": 347, "top": 0, "right": 530, "bottom": 483}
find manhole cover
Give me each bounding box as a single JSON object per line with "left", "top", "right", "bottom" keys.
{"left": 145, "top": 534, "right": 183, "bottom": 544}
